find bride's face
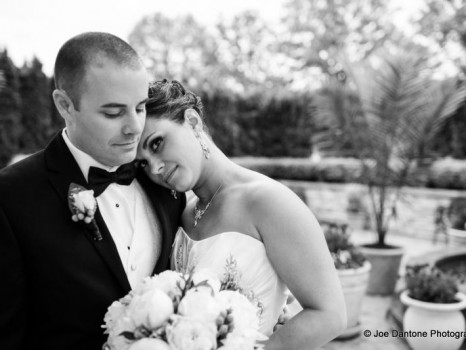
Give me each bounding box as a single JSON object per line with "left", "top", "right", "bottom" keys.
{"left": 136, "top": 116, "right": 204, "bottom": 191}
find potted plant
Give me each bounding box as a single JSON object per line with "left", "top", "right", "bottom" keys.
{"left": 322, "top": 222, "right": 371, "bottom": 339}
{"left": 313, "top": 49, "right": 466, "bottom": 295}
{"left": 447, "top": 197, "right": 466, "bottom": 245}
{"left": 400, "top": 264, "right": 466, "bottom": 350}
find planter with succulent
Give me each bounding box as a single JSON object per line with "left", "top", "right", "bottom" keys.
{"left": 313, "top": 49, "right": 466, "bottom": 295}
{"left": 400, "top": 264, "right": 466, "bottom": 350}
{"left": 447, "top": 197, "right": 466, "bottom": 246}
{"left": 323, "top": 223, "right": 371, "bottom": 339}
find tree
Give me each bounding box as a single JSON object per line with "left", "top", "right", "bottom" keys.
{"left": 214, "top": 11, "right": 286, "bottom": 93}
{"left": 0, "top": 70, "right": 5, "bottom": 90}
{"left": 414, "top": 0, "right": 466, "bottom": 158}
{"left": 0, "top": 50, "right": 22, "bottom": 167}
{"left": 128, "top": 13, "right": 219, "bottom": 90}
{"left": 235, "top": 90, "right": 313, "bottom": 156}
{"left": 19, "top": 57, "right": 52, "bottom": 153}
{"left": 417, "top": 0, "right": 466, "bottom": 75}
{"left": 279, "top": 0, "right": 404, "bottom": 85}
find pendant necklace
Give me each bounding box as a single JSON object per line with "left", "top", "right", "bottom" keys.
{"left": 193, "top": 184, "right": 223, "bottom": 228}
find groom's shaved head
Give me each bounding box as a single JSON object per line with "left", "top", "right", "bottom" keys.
{"left": 54, "top": 32, "right": 144, "bottom": 109}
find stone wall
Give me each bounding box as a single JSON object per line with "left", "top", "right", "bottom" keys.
{"left": 280, "top": 180, "right": 466, "bottom": 241}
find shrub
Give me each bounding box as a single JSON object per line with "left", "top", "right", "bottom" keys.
{"left": 447, "top": 197, "right": 466, "bottom": 230}
{"left": 232, "top": 157, "right": 361, "bottom": 183}
{"left": 232, "top": 156, "right": 466, "bottom": 190}
{"left": 405, "top": 264, "right": 459, "bottom": 303}
{"left": 322, "top": 223, "right": 367, "bottom": 270}
{"left": 427, "top": 158, "right": 466, "bottom": 190}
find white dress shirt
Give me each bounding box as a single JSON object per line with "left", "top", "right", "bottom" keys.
{"left": 62, "top": 129, "right": 161, "bottom": 288}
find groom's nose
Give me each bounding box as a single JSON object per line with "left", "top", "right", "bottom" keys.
{"left": 122, "top": 110, "right": 144, "bottom": 136}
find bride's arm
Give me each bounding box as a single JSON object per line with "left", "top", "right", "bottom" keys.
{"left": 250, "top": 181, "right": 347, "bottom": 350}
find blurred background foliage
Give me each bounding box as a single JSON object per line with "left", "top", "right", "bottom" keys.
{"left": 1, "top": 0, "right": 466, "bottom": 188}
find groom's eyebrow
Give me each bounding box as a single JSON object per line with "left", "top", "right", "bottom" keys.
{"left": 100, "top": 103, "right": 126, "bottom": 108}
{"left": 100, "top": 98, "right": 149, "bottom": 108}
{"left": 142, "top": 132, "right": 157, "bottom": 150}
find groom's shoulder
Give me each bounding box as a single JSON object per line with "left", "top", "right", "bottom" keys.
{"left": 0, "top": 150, "right": 46, "bottom": 188}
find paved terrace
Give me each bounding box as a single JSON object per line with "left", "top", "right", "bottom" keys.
{"left": 320, "top": 231, "right": 466, "bottom": 350}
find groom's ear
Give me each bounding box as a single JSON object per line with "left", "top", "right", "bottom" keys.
{"left": 52, "top": 89, "right": 76, "bottom": 123}
{"left": 184, "top": 109, "right": 202, "bottom": 130}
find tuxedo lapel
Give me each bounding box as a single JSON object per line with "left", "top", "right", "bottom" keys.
{"left": 137, "top": 173, "right": 176, "bottom": 274}
{"left": 45, "top": 132, "right": 131, "bottom": 292}
{"left": 92, "top": 209, "right": 131, "bottom": 291}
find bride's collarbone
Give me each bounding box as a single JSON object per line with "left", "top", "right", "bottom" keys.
{"left": 181, "top": 189, "right": 260, "bottom": 240}
{"left": 182, "top": 218, "right": 227, "bottom": 241}
{"left": 182, "top": 215, "right": 261, "bottom": 243}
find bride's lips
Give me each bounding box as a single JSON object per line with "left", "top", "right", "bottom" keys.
{"left": 163, "top": 166, "right": 178, "bottom": 184}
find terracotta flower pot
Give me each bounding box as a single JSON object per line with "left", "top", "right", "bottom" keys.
{"left": 360, "top": 245, "right": 404, "bottom": 295}
{"left": 400, "top": 290, "right": 466, "bottom": 350}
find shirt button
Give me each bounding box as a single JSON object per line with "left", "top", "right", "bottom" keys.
{"left": 130, "top": 264, "right": 137, "bottom": 271}
{"left": 116, "top": 203, "right": 120, "bottom": 208}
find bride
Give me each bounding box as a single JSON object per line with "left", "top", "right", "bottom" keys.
{"left": 136, "top": 79, "right": 346, "bottom": 349}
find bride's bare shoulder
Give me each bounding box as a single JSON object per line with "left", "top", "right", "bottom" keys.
{"left": 245, "top": 171, "right": 297, "bottom": 196}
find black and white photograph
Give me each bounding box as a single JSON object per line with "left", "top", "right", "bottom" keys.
{"left": 1, "top": 1, "right": 466, "bottom": 349}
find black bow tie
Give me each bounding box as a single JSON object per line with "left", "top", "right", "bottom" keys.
{"left": 88, "top": 162, "right": 138, "bottom": 197}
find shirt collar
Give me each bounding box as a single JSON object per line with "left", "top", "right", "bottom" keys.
{"left": 62, "top": 128, "right": 118, "bottom": 182}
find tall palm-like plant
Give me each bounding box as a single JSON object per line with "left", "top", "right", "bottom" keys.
{"left": 0, "top": 70, "right": 5, "bottom": 91}
{"left": 313, "top": 51, "right": 466, "bottom": 247}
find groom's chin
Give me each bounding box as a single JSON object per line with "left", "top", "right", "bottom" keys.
{"left": 107, "top": 152, "right": 137, "bottom": 167}
{"left": 119, "top": 148, "right": 138, "bottom": 163}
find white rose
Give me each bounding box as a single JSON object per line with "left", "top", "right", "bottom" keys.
{"left": 135, "top": 271, "right": 185, "bottom": 298}
{"left": 166, "top": 315, "right": 217, "bottom": 350}
{"left": 216, "top": 291, "right": 260, "bottom": 334}
{"left": 127, "top": 289, "right": 174, "bottom": 330}
{"left": 105, "top": 316, "right": 136, "bottom": 350}
{"left": 128, "top": 338, "right": 171, "bottom": 350}
{"left": 192, "top": 268, "right": 221, "bottom": 293}
{"left": 103, "top": 300, "right": 127, "bottom": 333}
{"left": 73, "top": 190, "right": 96, "bottom": 213}
{"left": 178, "top": 288, "right": 224, "bottom": 324}
{"left": 219, "top": 333, "right": 257, "bottom": 350}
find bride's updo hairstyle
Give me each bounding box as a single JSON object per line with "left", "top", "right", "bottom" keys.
{"left": 146, "top": 79, "right": 209, "bottom": 132}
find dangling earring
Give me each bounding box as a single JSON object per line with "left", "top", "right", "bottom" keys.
{"left": 195, "top": 129, "right": 210, "bottom": 159}
{"left": 171, "top": 190, "right": 177, "bottom": 199}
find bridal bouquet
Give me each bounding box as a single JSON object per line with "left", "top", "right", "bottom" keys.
{"left": 102, "top": 269, "right": 266, "bottom": 350}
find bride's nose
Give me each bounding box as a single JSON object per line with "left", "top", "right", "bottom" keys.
{"left": 148, "top": 158, "right": 164, "bottom": 175}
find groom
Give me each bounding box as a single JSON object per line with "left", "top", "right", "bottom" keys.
{"left": 0, "top": 32, "right": 185, "bottom": 350}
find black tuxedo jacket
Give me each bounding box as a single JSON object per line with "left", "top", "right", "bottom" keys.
{"left": 0, "top": 132, "right": 185, "bottom": 350}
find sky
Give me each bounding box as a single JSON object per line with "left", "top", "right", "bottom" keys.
{"left": 0, "top": 0, "right": 286, "bottom": 75}
{"left": 0, "top": 0, "right": 423, "bottom": 76}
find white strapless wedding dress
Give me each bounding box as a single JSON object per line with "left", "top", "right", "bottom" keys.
{"left": 170, "top": 228, "right": 288, "bottom": 336}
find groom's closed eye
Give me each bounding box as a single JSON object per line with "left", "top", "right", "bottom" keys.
{"left": 102, "top": 109, "right": 124, "bottom": 118}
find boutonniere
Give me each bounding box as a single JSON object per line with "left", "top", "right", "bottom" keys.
{"left": 68, "top": 183, "right": 102, "bottom": 241}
